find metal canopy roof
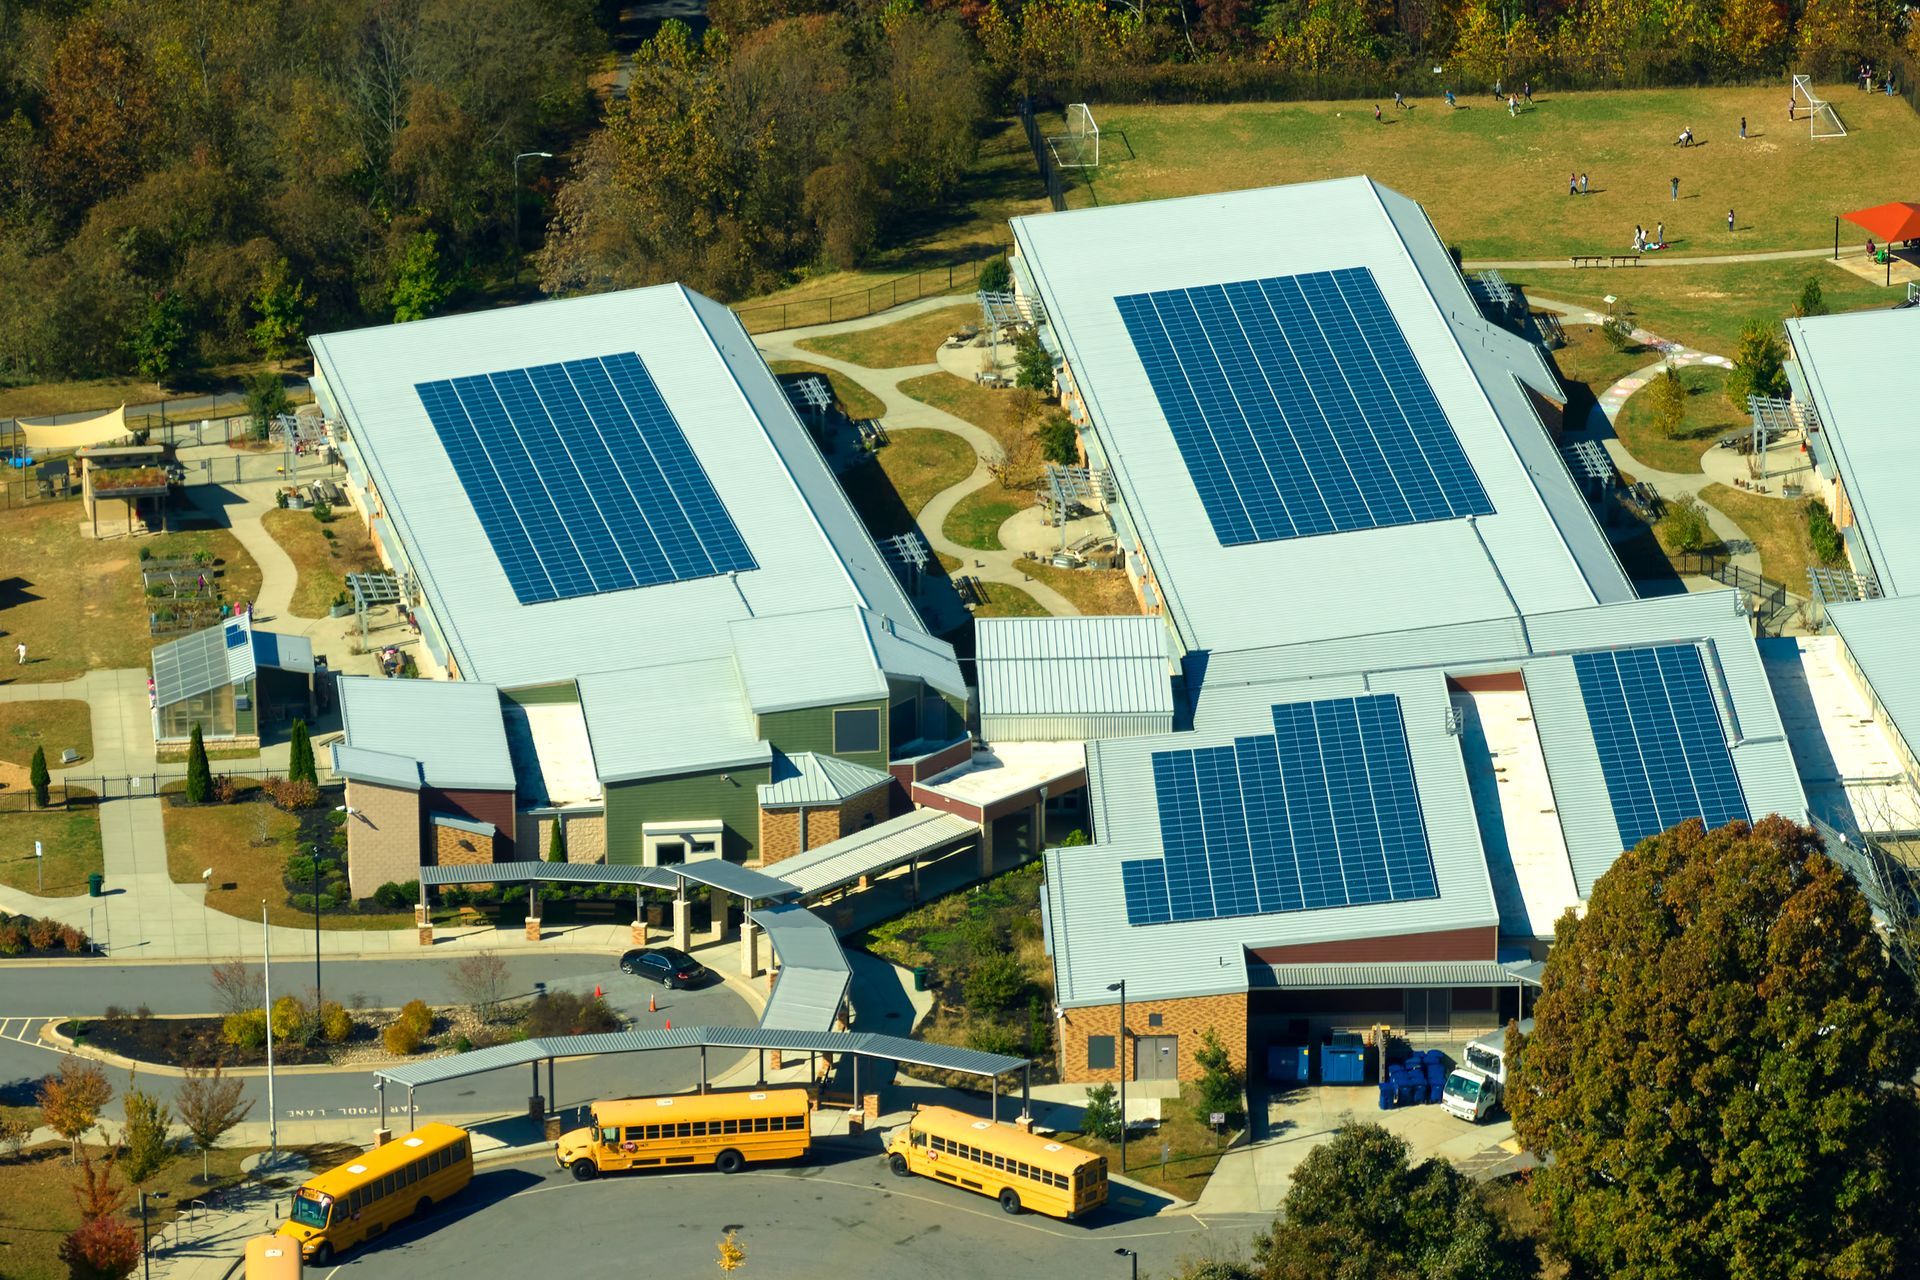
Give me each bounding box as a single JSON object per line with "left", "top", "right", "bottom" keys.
{"left": 417, "top": 859, "right": 794, "bottom": 899}
{"left": 754, "top": 901, "right": 851, "bottom": 1030}
{"left": 758, "top": 751, "right": 893, "bottom": 807}
{"left": 152, "top": 615, "right": 256, "bottom": 707}
{"left": 771, "top": 809, "right": 979, "bottom": 898}
{"left": 1249, "top": 960, "right": 1527, "bottom": 990}
{"left": 370, "top": 1025, "right": 1028, "bottom": 1090}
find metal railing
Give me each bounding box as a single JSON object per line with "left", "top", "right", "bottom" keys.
{"left": 730, "top": 248, "right": 1009, "bottom": 334}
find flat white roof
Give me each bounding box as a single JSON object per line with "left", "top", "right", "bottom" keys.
{"left": 919, "top": 741, "right": 1087, "bottom": 810}
{"left": 1761, "top": 635, "right": 1920, "bottom": 834}
{"left": 1453, "top": 683, "right": 1578, "bottom": 939}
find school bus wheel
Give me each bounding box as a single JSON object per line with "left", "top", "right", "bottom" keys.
{"left": 889, "top": 1153, "right": 911, "bottom": 1177}
{"left": 571, "top": 1159, "right": 598, "bottom": 1181}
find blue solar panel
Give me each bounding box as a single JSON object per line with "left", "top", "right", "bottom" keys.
{"left": 1120, "top": 693, "right": 1440, "bottom": 926}
{"left": 416, "top": 352, "right": 756, "bottom": 605}
{"left": 1115, "top": 267, "right": 1494, "bottom": 548}
{"left": 1572, "top": 644, "right": 1749, "bottom": 848}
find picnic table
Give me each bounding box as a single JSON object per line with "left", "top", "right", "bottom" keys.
{"left": 1570, "top": 253, "right": 1642, "bottom": 267}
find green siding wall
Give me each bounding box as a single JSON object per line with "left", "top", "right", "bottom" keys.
{"left": 500, "top": 682, "right": 580, "bottom": 706}
{"left": 604, "top": 764, "right": 771, "bottom": 864}
{"left": 756, "top": 700, "right": 889, "bottom": 770}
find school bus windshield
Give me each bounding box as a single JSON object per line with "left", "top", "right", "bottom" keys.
{"left": 290, "top": 1191, "right": 330, "bottom": 1228}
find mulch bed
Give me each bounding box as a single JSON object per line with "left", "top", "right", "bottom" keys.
{"left": 64, "top": 1016, "right": 343, "bottom": 1068}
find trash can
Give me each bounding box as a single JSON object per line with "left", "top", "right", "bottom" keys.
{"left": 912, "top": 965, "right": 930, "bottom": 992}
{"left": 87, "top": 873, "right": 104, "bottom": 898}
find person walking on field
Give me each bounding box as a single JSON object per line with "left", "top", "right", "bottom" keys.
{"left": 1569, "top": 171, "right": 1578, "bottom": 196}
{"left": 1656, "top": 221, "right": 1664, "bottom": 246}
{"left": 1580, "top": 172, "right": 1589, "bottom": 195}
{"left": 1671, "top": 175, "right": 1680, "bottom": 201}
{"left": 1523, "top": 80, "right": 1532, "bottom": 104}
{"left": 1375, "top": 103, "right": 1382, "bottom": 122}
{"left": 1789, "top": 94, "right": 1797, "bottom": 121}
{"left": 1508, "top": 94, "right": 1518, "bottom": 117}
{"left": 15, "top": 642, "right": 25, "bottom": 665}
{"left": 1728, "top": 208, "right": 1736, "bottom": 234}
{"left": 1739, "top": 115, "right": 1747, "bottom": 139}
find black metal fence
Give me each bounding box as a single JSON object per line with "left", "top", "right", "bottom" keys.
{"left": 1018, "top": 97, "right": 1068, "bottom": 213}
{"left": 731, "top": 248, "right": 1010, "bottom": 334}
{"left": 0, "top": 767, "right": 291, "bottom": 811}
{"left": 1672, "top": 550, "right": 1792, "bottom": 627}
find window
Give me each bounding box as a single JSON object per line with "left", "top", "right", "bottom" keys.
{"left": 675, "top": 1122, "right": 691, "bottom": 1138}
{"left": 644, "top": 1124, "right": 660, "bottom": 1140}
{"left": 753, "top": 1117, "right": 768, "bottom": 1133}
{"left": 833, "top": 708, "right": 881, "bottom": 754}
{"left": 721, "top": 1119, "right": 737, "bottom": 1135}
{"left": 1147, "top": 1013, "right": 1164, "bottom": 1028}
{"left": 1087, "top": 1035, "right": 1116, "bottom": 1070}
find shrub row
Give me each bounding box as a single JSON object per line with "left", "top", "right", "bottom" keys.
{"left": 382, "top": 999, "right": 434, "bottom": 1056}
{"left": 0, "top": 912, "right": 90, "bottom": 957}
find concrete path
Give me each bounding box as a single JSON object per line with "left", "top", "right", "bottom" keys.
{"left": 1467, "top": 243, "right": 1855, "bottom": 271}
{"left": 756, "top": 302, "right": 1082, "bottom": 615}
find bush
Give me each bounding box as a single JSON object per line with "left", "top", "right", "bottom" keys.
{"left": 1793, "top": 277, "right": 1828, "bottom": 318}
{"left": 397, "top": 999, "right": 433, "bottom": 1038}
{"left": 1659, "top": 492, "right": 1716, "bottom": 555}
{"left": 977, "top": 256, "right": 1011, "bottom": 293}
{"left": 28, "top": 917, "right": 58, "bottom": 951}
{"left": 1036, "top": 416, "right": 1078, "bottom": 466}
{"left": 962, "top": 951, "right": 1029, "bottom": 1013}
{"left": 383, "top": 1019, "right": 425, "bottom": 1056}
{"left": 522, "top": 991, "right": 619, "bottom": 1037}
{"left": 60, "top": 925, "right": 87, "bottom": 953}
{"left": 0, "top": 923, "right": 24, "bottom": 956}
{"left": 1600, "top": 313, "right": 1635, "bottom": 350}
{"left": 965, "top": 1021, "right": 1024, "bottom": 1055}
{"left": 1806, "top": 498, "right": 1844, "bottom": 565}
{"left": 373, "top": 881, "right": 418, "bottom": 910}
{"left": 222, "top": 1009, "right": 268, "bottom": 1051}
{"left": 319, "top": 1001, "right": 352, "bottom": 1043}
{"left": 453, "top": 1034, "right": 473, "bottom": 1054}
{"left": 272, "top": 994, "right": 314, "bottom": 1045}
{"left": 285, "top": 853, "right": 317, "bottom": 884}
{"left": 1081, "top": 1083, "right": 1121, "bottom": 1141}
{"left": 211, "top": 775, "right": 239, "bottom": 804}
{"left": 264, "top": 777, "right": 320, "bottom": 812}
{"left": 29, "top": 746, "right": 49, "bottom": 807}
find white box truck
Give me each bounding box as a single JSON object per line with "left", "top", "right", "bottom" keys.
{"left": 1441, "top": 1019, "right": 1530, "bottom": 1122}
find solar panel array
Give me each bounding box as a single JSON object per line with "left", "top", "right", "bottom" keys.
{"left": 416, "top": 352, "right": 755, "bottom": 606}
{"left": 1121, "top": 693, "right": 1440, "bottom": 926}
{"left": 1571, "top": 644, "right": 1749, "bottom": 848}
{"left": 1115, "top": 267, "right": 1494, "bottom": 548}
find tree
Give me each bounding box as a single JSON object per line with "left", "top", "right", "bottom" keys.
{"left": 245, "top": 372, "right": 291, "bottom": 444}
{"left": 1036, "top": 416, "right": 1078, "bottom": 466}
{"left": 184, "top": 725, "right": 212, "bottom": 804}
{"left": 39, "top": 1058, "right": 113, "bottom": 1162}
{"left": 547, "top": 818, "right": 567, "bottom": 863}
{"left": 1793, "top": 276, "right": 1829, "bottom": 318}
{"left": 249, "top": 258, "right": 310, "bottom": 365}
{"left": 449, "top": 950, "right": 510, "bottom": 1021}
{"left": 286, "top": 719, "right": 317, "bottom": 787}
{"left": 1727, "top": 318, "right": 1789, "bottom": 409}
{"left": 1600, "top": 313, "right": 1636, "bottom": 351}
{"left": 125, "top": 292, "right": 191, "bottom": 388}
{"left": 59, "top": 1213, "right": 142, "bottom": 1280}
{"left": 0, "top": 1113, "right": 32, "bottom": 1161}
{"left": 1013, "top": 328, "right": 1054, "bottom": 391}
{"left": 118, "top": 1078, "right": 175, "bottom": 1187}
{"left": 176, "top": 1064, "right": 252, "bottom": 1184}
{"left": 1080, "top": 1082, "right": 1121, "bottom": 1141}
{"left": 1659, "top": 492, "right": 1716, "bottom": 555}
{"left": 1650, "top": 365, "right": 1686, "bottom": 438}
{"left": 1720, "top": 0, "right": 1792, "bottom": 74}
{"left": 1252, "top": 1123, "right": 1535, "bottom": 1280}
{"left": 1511, "top": 817, "right": 1920, "bottom": 1280}
{"left": 207, "top": 959, "right": 263, "bottom": 1017}
{"left": 30, "top": 744, "right": 51, "bottom": 807}
{"left": 977, "top": 256, "right": 1011, "bottom": 293}
{"left": 1190, "top": 1028, "right": 1245, "bottom": 1127}
{"left": 962, "top": 951, "right": 1029, "bottom": 1012}
{"left": 1806, "top": 497, "right": 1845, "bottom": 564}
{"left": 390, "top": 230, "right": 453, "bottom": 324}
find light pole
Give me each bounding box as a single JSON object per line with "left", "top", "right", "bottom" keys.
{"left": 512, "top": 151, "right": 553, "bottom": 253}
{"left": 1114, "top": 1248, "right": 1138, "bottom": 1280}
{"left": 262, "top": 900, "right": 277, "bottom": 1161}
{"left": 1107, "top": 979, "right": 1127, "bottom": 1173}
{"left": 311, "top": 845, "right": 323, "bottom": 1009}
{"left": 139, "top": 1189, "right": 167, "bottom": 1280}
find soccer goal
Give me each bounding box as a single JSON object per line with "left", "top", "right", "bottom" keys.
{"left": 1047, "top": 103, "right": 1100, "bottom": 169}
{"left": 1792, "top": 74, "right": 1848, "bottom": 140}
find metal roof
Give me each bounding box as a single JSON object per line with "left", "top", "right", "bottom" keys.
{"left": 758, "top": 752, "right": 893, "bottom": 807}
{"left": 578, "top": 658, "right": 767, "bottom": 783}
{"left": 307, "top": 284, "right": 939, "bottom": 693}
{"left": 330, "top": 743, "right": 421, "bottom": 790}
{"left": 336, "top": 676, "right": 516, "bottom": 791}
{"left": 1825, "top": 595, "right": 1920, "bottom": 762}
{"left": 976, "top": 617, "right": 1174, "bottom": 717}
{"left": 727, "top": 607, "right": 966, "bottom": 714}
{"left": 419, "top": 862, "right": 678, "bottom": 889}
{"left": 771, "top": 809, "right": 978, "bottom": 897}
{"left": 370, "top": 1026, "right": 1027, "bottom": 1090}
{"left": 429, "top": 812, "right": 495, "bottom": 837}
{"left": 1249, "top": 960, "right": 1528, "bottom": 989}
{"left": 1009, "top": 177, "right": 1631, "bottom": 661}
{"left": 753, "top": 902, "right": 852, "bottom": 1030}
{"left": 152, "top": 615, "right": 256, "bottom": 707}
{"left": 251, "top": 629, "right": 314, "bottom": 675}
{"left": 1785, "top": 309, "right": 1920, "bottom": 595}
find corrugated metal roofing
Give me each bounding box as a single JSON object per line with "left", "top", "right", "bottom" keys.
{"left": 861, "top": 608, "right": 968, "bottom": 703}
{"left": 429, "top": 812, "right": 495, "bottom": 837}
{"left": 758, "top": 752, "right": 893, "bottom": 807}
{"left": 976, "top": 617, "right": 1174, "bottom": 717}
{"left": 371, "top": 1026, "right": 1028, "bottom": 1089}
{"left": 330, "top": 743, "right": 421, "bottom": 790}
{"left": 754, "top": 902, "right": 851, "bottom": 1030}
{"left": 152, "top": 615, "right": 256, "bottom": 707}
{"left": 1785, "top": 309, "right": 1920, "bottom": 594}
{"left": 418, "top": 862, "right": 678, "bottom": 888}
{"left": 1009, "top": 177, "right": 1625, "bottom": 660}
{"left": 251, "top": 629, "right": 314, "bottom": 675}
{"left": 337, "top": 675, "right": 515, "bottom": 790}
{"left": 1249, "top": 960, "right": 1524, "bottom": 989}
{"left": 730, "top": 609, "right": 890, "bottom": 712}
{"left": 771, "top": 809, "right": 978, "bottom": 897}
{"left": 578, "top": 658, "right": 767, "bottom": 783}
{"left": 307, "top": 283, "right": 941, "bottom": 692}
{"left": 1826, "top": 595, "right": 1920, "bottom": 762}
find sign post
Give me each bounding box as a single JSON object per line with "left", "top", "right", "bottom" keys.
{"left": 34, "top": 839, "right": 42, "bottom": 893}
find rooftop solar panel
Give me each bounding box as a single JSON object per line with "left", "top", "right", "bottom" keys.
{"left": 1121, "top": 693, "right": 1440, "bottom": 926}
{"left": 1115, "top": 267, "right": 1493, "bottom": 549}
{"left": 1572, "top": 644, "right": 1749, "bottom": 849}
{"left": 416, "top": 352, "right": 756, "bottom": 606}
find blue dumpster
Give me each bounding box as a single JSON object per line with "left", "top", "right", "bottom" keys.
{"left": 1319, "top": 1034, "right": 1367, "bottom": 1085}
{"left": 1267, "top": 1044, "right": 1313, "bottom": 1085}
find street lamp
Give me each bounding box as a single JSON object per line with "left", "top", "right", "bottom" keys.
{"left": 1114, "top": 1248, "right": 1138, "bottom": 1280}
{"left": 512, "top": 151, "right": 554, "bottom": 252}
{"left": 1106, "top": 979, "right": 1127, "bottom": 1173}
{"left": 139, "top": 1189, "right": 168, "bottom": 1280}
{"left": 312, "top": 844, "right": 323, "bottom": 1009}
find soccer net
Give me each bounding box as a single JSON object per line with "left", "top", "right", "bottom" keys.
{"left": 1047, "top": 103, "right": 1100, "bottom": 169}
{"left": 1792, "top": 74, "right": 1848, "bottom": 139}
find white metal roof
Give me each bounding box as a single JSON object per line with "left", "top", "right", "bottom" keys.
{"left": 1759, "top": 633, "right": 1920, "bottom": 834}
{"left": 770, "top": 809, "right": 978, "bottom": 898}
{"left": 336, "top": 676, "right": 515, "bottom": 791}
{"left": 578, "top": 658, "right": 768, "bottom": 783}
{"left": 752, "top": 902, "right": 852, "bottom": 1031}
{"left": 975, "top": 616, "right": 1174, "bottom": 717}
{"left": 1825, "top": 595, "right": 1920, "bottom": 773}
{"left": 1009, "top": 176, "right": 1632, "bottom": 661}
{"left": 1785, "top": 308, "right": 1920, "bottom": 595}
{"left": 308, "top": 284, "right": 950, "bottom": 694}
{"left": 152, "top": 614, "right": 257, "bottom": 707}
{"left": 758, "top": 752, "right": 893, "bottom": 807}
{"left": 502, "top": 699, "right": 602, "bottom": 808}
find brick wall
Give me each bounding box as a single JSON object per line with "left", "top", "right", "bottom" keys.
{"left": 1057, "top": 992, "right": 1249, "bottom": 1084}
{"left": 758, "top": 786, "right": 892, "bottom": 866}
{"left": 435, "top": 824, "right": 494, "bottom": 867}
{"left": 759, "top": 809, "right": 801, "bottom": 864}
{"left": 345, "top": 779, "right": 422, "bottom": 900}
{"left": 836, "top": 787, "right": 889, "bottom": 839}
{"left": 524, "top": 812, "right": 608, "bottom": 865}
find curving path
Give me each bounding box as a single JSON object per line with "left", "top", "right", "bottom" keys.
{"left": 755, "top": 299, "right": 1081, "bottom": 615}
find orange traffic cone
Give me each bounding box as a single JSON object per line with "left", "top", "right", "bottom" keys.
{"left": 593, "top": 984, "right": 603, "bottom": 999}
{"left": 663, "top": 1019, "right": 671, "bottom": 1030}
{"left": 649, "top": 993, "right": 657, "bottom": 1013}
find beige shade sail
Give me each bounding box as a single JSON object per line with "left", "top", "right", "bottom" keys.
{"left": 14, "top": 405, "right": 129, "bottom": 451}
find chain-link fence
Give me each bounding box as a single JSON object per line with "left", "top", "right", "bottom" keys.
{"left": 731, "top": 248, "right": 1009, "bottom": 334}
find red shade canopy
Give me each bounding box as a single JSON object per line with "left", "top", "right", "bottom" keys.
{"left": 1842, "top": 201, "right": 1920, "bottom": 242}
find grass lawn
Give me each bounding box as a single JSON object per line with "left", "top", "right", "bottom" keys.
{"left": 1509, "top": 259, "right": 1896, "bottom": 354}
{"left": 795, "top": 304, "right": 978, "bottom": 369}
{"left": 261, "top": 506, "right": 380, "bottom": 619}
{"left": 838, "top": 430, "right": 977, "bottom": 543}
{"left": 1701, "top": 483, "right": 1825, "bottom": 594}
{"left": 1548, "top": 322, "right": 1654, "bottom": 395}
{"left": 1069, "top": 87, "right": 1920, "bottom": 260}
{"left": 1612, "top": 366, "right": 1746, "bottom": 474}
{"left": 971, "top": 582, "right": 1050, "bottom": 617}
{"left": 900, "top": 372, "right": 1039, "bottom": 549}
{"left": 0, "top": 806, "right": 103, "bottom": 895}
{"left": 1022, "top": 562, "right": 1141, "bottom": 615}
{"left": 1067, "top": 1083, "right": 1233, "bottom": 1201}
{"left": 160, "top": 796, "right": 411, "bottom": 930}
{"left": 764, "top": 360, "right": 886, "bottom": 421}
{"left": 946, "top": 489, "right": 1024, "bottom": 551}
{"left": 0, "top": 505, "right": 262, "bottom": 685}
{"left": 0, "top": 701, "right": 92, "bottom": 769}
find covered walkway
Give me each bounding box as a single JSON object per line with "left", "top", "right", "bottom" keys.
{"left": 771, "top": 808, "right": 978, "bottom": 899}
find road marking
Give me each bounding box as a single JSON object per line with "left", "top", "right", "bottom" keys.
{"left": 0, "top": 1017, "right": 63, "bottom": 1054}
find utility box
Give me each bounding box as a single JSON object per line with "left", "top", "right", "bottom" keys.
{"left": 1319, "top": 1033, "right": 1367, "bottom": 1085}
{"left": 1266, "top": 1044, "right": 1312, "bottom": 1085}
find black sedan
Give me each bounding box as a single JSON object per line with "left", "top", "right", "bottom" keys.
{"left": 618, "top": 947, "right": 711, "bottom": 989}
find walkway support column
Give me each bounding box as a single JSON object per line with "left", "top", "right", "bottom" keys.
{"left": 526, "top": 883, "right": 541, "bottom": 942}
{"left": 416, "top": 879, "right": 432, "bottom": 947}
{"left": 633, "top": 888, "right": 649, "bottom": 947}
{"left": 529, "top": 1062, "right": 544, "bottom": 1121}
{"left": 740, "top": 919, "right": 759, "bottom": 979}
{"left": 673, "top": 879, "right": 690, "bottom": 952}
{"left": 706, "top": 886, "right": 727, "bottom": 945}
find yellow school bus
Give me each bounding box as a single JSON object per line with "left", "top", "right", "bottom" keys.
{"left": 278, "top": 1123, "right": 473, "bottom": 1266}
{"left": 243, "top": 1235, "right": 302, "bottom": 1280}
{"left": 555, "top": 1087, "right": 811, "bottom": 1179}
{"left": 885, "top": 1105, "right": 1108, "bottom": 1219}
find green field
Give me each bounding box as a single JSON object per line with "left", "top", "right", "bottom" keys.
{"left": 1071, "top": 87, "right": 1920, "bottom": 261}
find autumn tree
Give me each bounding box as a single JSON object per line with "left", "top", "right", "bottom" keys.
{"left": 118, "top": 1077, "right": 176, "bottom": 1186}
{"left": 176, "top": 1064, "right": 253, "bottom": 1184}
{"left": 1650, "top": 365, "right": 1687, "bottom": 438}
{"left": 39, "top": 18, "right": 166, "bottom": 215}
{"left": 1727, "top": 318, "right": 1790, "bottom": 409}
{"left": 1511, "top": 817, "right": 1920, "bottom": 1280}
{"left": 39, "top": 1058, "right": 113, "bottom": 1162}
{"left": 250, "top": 258, "right": 311, "bottom": 365}
{"left": 1252, "top": 1123, "right": 1535, "bottom": 1280}
{"left": 59, "top": 1214, "right": 142, "bottom": 1280}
